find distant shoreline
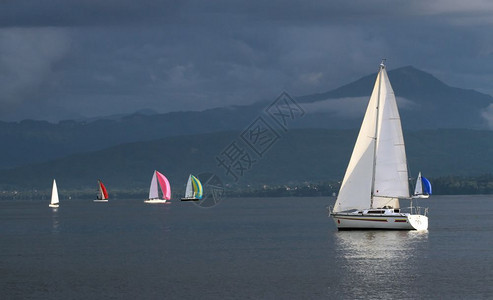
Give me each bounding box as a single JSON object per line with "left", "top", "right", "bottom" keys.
{"left": 4, "top": 174, "right": 493, "bottom": 200}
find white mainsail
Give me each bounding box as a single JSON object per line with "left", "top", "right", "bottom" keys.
{"left": 333, "top": 63, "right": 409, "bottom": 212}
{"left": 184, "top": 175, "right": 193, "bottom": 198}
{"left": 414, "top": 172, "right": 424, "bottom": 196}
{"left": 148, "top": 171, "right": 159, "bottom": 199}
{"left": 51, "top": 179, "right": 59, "bottom": 206}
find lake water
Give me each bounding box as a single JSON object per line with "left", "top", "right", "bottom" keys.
{"left": 1, "top": 195, "right": 493, "bottom": 299}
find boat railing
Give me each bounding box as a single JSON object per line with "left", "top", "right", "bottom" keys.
{"left": 410, "top": 205, "right": 429, "bottom": 216}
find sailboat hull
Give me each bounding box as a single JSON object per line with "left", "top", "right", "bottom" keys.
{"left": 49, "top": 204, "right": 59, "bottom": 208}
{"left": 331, "top": 212, "right": 428, "bottom": 230}
{"left": 93, "top": 199, "right": 109, "bottom": 202}
{"left": 180, "top": 197, "right": 200, "bottom": 201}
{"left": 144, "top": 199, "right": 167, "bottom": 204}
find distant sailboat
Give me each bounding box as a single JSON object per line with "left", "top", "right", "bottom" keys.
{"left": 329, "top": 61, "right": 428, "bottom": 230}
{"left": 181, "top": 174, "right": 203, "bottom": 201}
{"left": 413, "top": 172, "right": 432, "bottom": 199}
{"left": 49, "top": 179, "right": 59, "bottom": 208}
{"left": 144, "top": 170, "right": 171, "bottom": 204}
{"left": 94, "top": 179, "right": 109, "bottom": 202}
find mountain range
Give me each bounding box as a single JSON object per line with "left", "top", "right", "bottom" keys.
{"left": 1, "top": 128, "right": 493, "bottom": 192}
{"left": 1, "top": 65, "right": 493, "bottom": 192}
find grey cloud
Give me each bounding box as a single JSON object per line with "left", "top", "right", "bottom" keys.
{"left": 0, "top": 27, "right": 70, "bottom": 114}
{"left": 0, "top": 1, "right": 492, "bottom": 121}
{"left": 3, "top": 1, "right": 490, "bottom": 29}
{"left": 481, "top": 103, "right": 493, "bottom": 129}
{"left": 0, "top": 0, "right": 183, "bottom": 28}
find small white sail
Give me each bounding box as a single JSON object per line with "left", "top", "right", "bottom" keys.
{"left": 49, "top": 179, "right": 59, "bottom": 207}
{"left": 414, "top": 172, "right": 423, "bottom": 196}
{"left": 184, "top": 175, "right": 193, "bottom": 198}
{"left": 148, "top": 171, "right": 159, "bottom": 199}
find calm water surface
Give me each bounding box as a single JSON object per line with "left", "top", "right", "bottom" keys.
{"left": 1, "top": 195, "right": 493, "bottom": 299}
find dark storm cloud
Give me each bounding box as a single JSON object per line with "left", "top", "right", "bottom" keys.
{"left": 1, "top": 0, "right": 493, "bottom": 121}
{"left": 0, "top": 0, "right": 183, "bottom": 27}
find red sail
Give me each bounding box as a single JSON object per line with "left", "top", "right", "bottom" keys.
{"left": 99, "top": 180, "right": 109, "bottom": 199}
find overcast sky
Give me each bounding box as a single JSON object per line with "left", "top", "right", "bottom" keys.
{"left": 1, "top": 0, "right": 493, "bottom": 122}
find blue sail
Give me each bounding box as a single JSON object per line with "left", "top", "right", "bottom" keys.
{"left": 422, "top": 177, "right": 432, "bottom": 195}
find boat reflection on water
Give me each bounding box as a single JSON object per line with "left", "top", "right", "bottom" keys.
{"left": 329, "top": 230, "right": 428, "bottom": 299}
{"left": 51, "top": 209, "right": 60, "bottom": 234}
{"left": 334, "top": 230, "right": 428, "bottom": 259}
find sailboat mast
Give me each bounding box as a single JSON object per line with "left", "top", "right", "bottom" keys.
{"left": 370, "top": 61, "right": 385, "bottom": 208}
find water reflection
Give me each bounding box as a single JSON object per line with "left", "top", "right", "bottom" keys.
{"left": 51, "top": 209, "right": 60, "bottom": 234}
{"left": 335, "top": 230, "right": 428, "bottom": 259}
{"left": 330, "top": 231, "right": 428, "bottom": 299}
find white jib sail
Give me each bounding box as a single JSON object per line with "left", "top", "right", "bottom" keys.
{"left": 372, "top": 67, "right": 409, "bottom": 208}
{"left": 414, "top": 172, "right": 423, "bottom": 195}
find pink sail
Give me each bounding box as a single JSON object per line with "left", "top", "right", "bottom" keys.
{"left": 156, "top": 171, "right": 171, "bottom": 200}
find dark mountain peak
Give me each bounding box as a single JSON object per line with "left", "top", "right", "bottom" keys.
{"left": 295, "top": 64, "right": 493, "bottom": 130}
{"left": 392, "top": 65, "right": 421, "bottom": 73}
{"left": 388, "top": 65, "right": 450, "bottom": 94}
{"left": 390, "top": 65, "right": 437, "bottom": 81}
{"left": 298, "top": 65, "right": 451, "bottom": 102}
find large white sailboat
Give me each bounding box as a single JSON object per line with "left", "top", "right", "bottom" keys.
{"left": 49, "top": 179, "right": 59, "bottom": 208}
{"left": 144, "top": 170, "right": 171, "bottom": 204}
{"left": 329, "top": 61, "right": 428, "bottom": 230}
